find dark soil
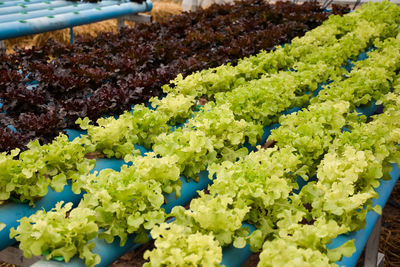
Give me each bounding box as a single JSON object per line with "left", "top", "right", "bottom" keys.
{"left": 379, "top": 179, "right": 400, "bottom": 266}
{"left": 110, "top": 241, "right": 154, "bottom": 267}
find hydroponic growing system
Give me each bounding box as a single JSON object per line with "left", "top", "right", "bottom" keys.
{"left": 0, "top": 0, "right": 400, "bottom": 267}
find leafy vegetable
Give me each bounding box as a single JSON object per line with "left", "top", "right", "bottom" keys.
{"left": 0, "top": 134, "right": 95, "bottom": 205}
{"left": 10, "top": 202, "right": 100, "bottom": 266}
{"left": 143, "top": 223, "right": 223, "bottom": 267}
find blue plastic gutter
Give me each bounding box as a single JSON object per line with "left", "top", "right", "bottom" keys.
{"left": 0, "top": 0, "right": 153, "bottom": 40}
{"left": 1, "top": 0, "right": 45, "bottom": 4}
{"left": 0, "top": 1, "right": 71, "bottom": 15}
{"left": 0, "top": 0, "right": 52, "bottom": 9}
{"left": 0, "top": 1, "right": 119, "bottom": 23}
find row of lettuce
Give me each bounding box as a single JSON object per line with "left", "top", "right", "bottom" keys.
{"left": 2, "top": 2, "right": 400, "bottom": 266}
